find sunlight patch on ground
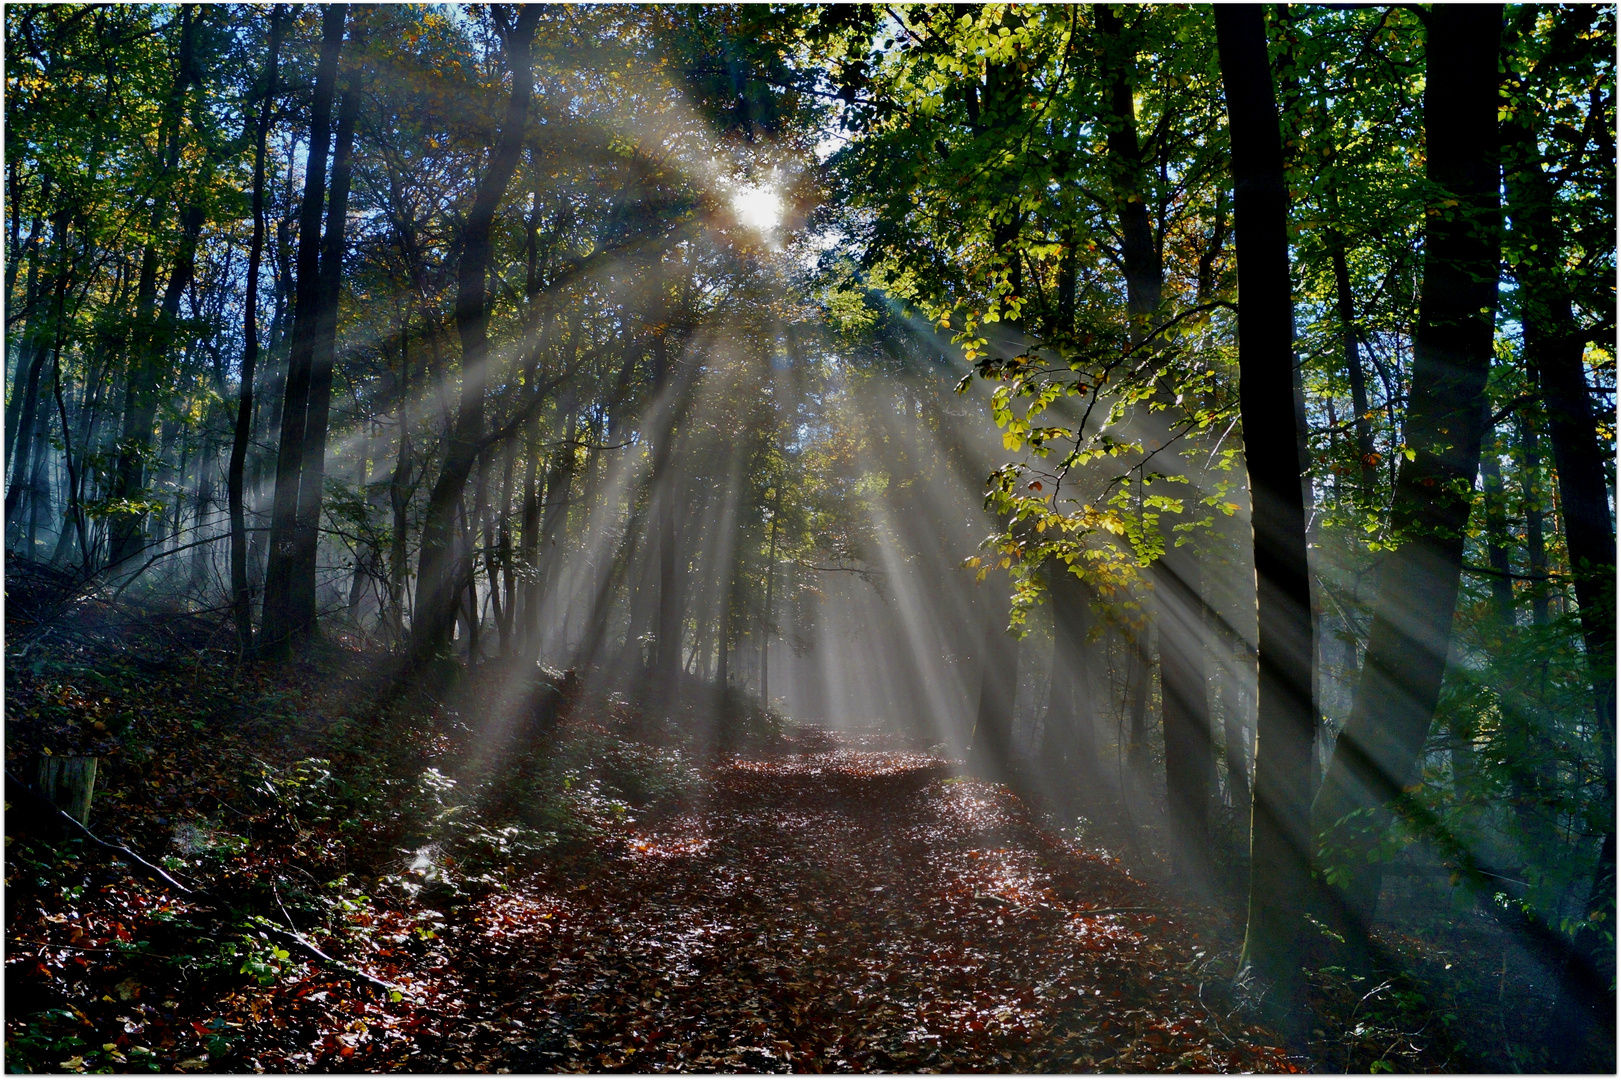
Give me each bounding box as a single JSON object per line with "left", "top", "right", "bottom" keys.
{"left": 628, "top": 835, "right": 712, "bottom": 860}
{"left": 725, "top": 749, "right": 945, "bottom": 778}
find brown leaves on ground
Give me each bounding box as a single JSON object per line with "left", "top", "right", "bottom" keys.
{"left": 425, "top": 732, "right": 1296, "bottom": 1072}
{"left": 5, "top": 594, "right": 1293, "bottom": 1073}
{"left": 8, "top": 727, "right": 1296, "bottom": 1073}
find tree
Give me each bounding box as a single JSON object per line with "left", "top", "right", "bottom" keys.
{"left": 259, "top": 4, "right": 346, "bottom": 657}
{"left": 1312, "top": 4, "right": 1505, "bottom": 936}
{"left": 1213, "top": 3, "right": 1315, "bottom": 1018}
{"left": 410, "top": 5, "right": 544, "bottom": 663}
{"left": 1500, "top": 3, "right": 1616, "bottom": 1052}
{"left": 228, "top": 5, "right": 285, "bottom": 655}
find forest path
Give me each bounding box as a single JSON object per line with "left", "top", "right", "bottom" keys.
{"left": 436, "top": 729, "right": 1294, "bottom": 1072}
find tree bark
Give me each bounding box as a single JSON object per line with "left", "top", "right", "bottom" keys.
{"left": 1095, "top": 5, "right": 1161, "bottom": 323}
{"left": 4, "top": 195, "right": 47, "bottom": 478}
{"left": 106, "top": 5, "right": 204, "bottom": 571}
{"left": 411, "top": 6, "right": 542, "bottom": 663}
{"left": 1502, "top": 6, "right": 1616, "bottom": 1051}
{"left": 387, "top": 318, "right": 413, "bottom": 646}
{"left": 1159, "top": 544, "right": 1214, "bottom": 881}
{"left": 1516, "top": 411, "right": 1551, "bottom": 626}
{"left": 1123, "top": 632, "right": 1150, "bottom": 777}
{"left": 1312, "top": 4, "right": 1502, "bottom": 936}
{"left": 1043, "top": 564, "right": 1102, "bottom": 815}
{"left": 1328, "top": 219, "right": 1377, "bottom": 502}
{"left": 229, "top": 5, "right": 284, "bottom": 656}
{"left": 261, "top": 4, "right": 345, "bottom": 657}
{"left": 1214, "top": 6, "right": 1317, "bottom": 1013}
{"left": 285, "top": 31, "right": 363, "bottom": 641}
{"left": 5, "top": 248, "right": 63, "bottom": 533}
{"left": 1478, "top": 446, "right": 1517, "bottom": 626}
{"left": 494, "top": 435, "right": 517, "bottom": 652}
{"left": 969, "top": 586, "right": 1019, "bottom": 783}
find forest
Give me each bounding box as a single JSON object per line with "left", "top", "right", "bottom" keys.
{"left": 2, "top": 3, "right": 1615, "bottom": 1073}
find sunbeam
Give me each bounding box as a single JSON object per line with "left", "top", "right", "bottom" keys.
{"left": 6, "top": 3, "right": 1612, "bottom": 1073}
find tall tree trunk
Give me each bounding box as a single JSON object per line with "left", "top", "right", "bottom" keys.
{"left": 1095, "top": 5, "right": 1162, "bottom": 323}
{"left": 1043, "top": 564, "right": 1102, "bottom": 815}
{"left": 229, "top": 5, "right": 284, "bottom": 655}
{"left": 494, "top": 435, "right": 517, "bottom": 653}
{"left": 1312, "top": 4, "right": 1502, "bottom": 937}
{"left": 411, "top": 6, "right": 542, "bottom": 664}
{"left": 516, "top": 418, "right": 542, "bottom": 651}
{"left": 25, "top": 408, "right": 51, "bottom": 556}
{"left": 969, "top": 585, "right": 1019, "bottom": 783}
{"left": 652, "top": 333, "right": 686, "bottom": 693}
{"left": 758, "top": 482, "right": 779, "bottom": 706}
{"left": 1214, "top": 6, "right": 1316, "bottom": 1016}
{"left": 1479, "top": 444, "right": 1517, "bottom": 626}
{"left": 5, "top": 237, "right": 66, "bottom": 536}
{"left": 1099, "top": 1, "right": 1215, "bottom": 865}
{"left": 1517, "top": 410, "right": 1551, "bottom": 625}
{"left": 261, "top": 4, "right": 345, "bottom": 657}
{"left": 655, "top": 478, "right": 685, "bottom": 690}
{"left": 1159, "top": 545, "right": 1214, "bottom": 881}
{"left": 1503, "top": 6, "right": 1617, "bottom": 1051}
{"left": 1124, "top": 632, "right": 1151, "bottom": 777}
{"left": 387, "top": 319, "right": 413, "bottom": 646}
{"left": 1220, "top": 681, "right": 1252, "bottom": 815}
{"left": 50, "top": 343, "right": 88, "bottom": 567}
{"left": 106, "top": 5, "right": 204, "bottom": 570}
{"left": 285, "top": 34, "right": 363, "bottom": 641}
{"left": 107, "top": 201, "right": 206, "bottom": 571}
{"left": 5, "top": 197, "right": 47, "bottom": 477}
{"left": 1327, "top": 216, "right": 1377, "bottom": 502}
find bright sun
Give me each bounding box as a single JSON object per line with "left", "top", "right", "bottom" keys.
{"left": 730, "top": 182, "right": 784, "bottom": 236}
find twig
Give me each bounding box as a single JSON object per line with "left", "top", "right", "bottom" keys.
{"left": 1462, "top": 563, "right": 1564, "bottom": 582}
{"left": 5, "top": 769, "right": 400, "bottom": 994}
{"left": 272, "top": 878, "right": 300, "bottom": 936}
{"left": 7, "top": 769, "right": 201, "bottom": 898}
{"left": 1070, "top": 905, "right": 1152, "bottom": 917}
{"left": 13, "top": 939, "right": 177, "bottom": 959}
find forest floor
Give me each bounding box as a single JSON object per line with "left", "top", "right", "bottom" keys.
{"left": 0, "top": 568, "right": 1582, "bottom": 1073}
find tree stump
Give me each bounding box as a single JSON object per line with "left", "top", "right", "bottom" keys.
{"left": 33, "top": 755, "right": 98, "bottom": 837}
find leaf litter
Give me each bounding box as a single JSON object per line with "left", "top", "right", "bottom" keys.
{"left": 5, "top": 602, "right": 1294, "bottom": 1072}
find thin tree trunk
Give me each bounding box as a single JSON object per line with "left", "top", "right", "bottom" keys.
{"left": 6, "top": 315, "right": 55, "bottom": 533}
{"left": 758, "top": 482, "right": 779, "bottom": 705}
{"left": 516, "top": 418, "right": 542, "bottom": 650}
{"left": 5, "top": 199, "right": 46, "bottom": 476}
{"left": 655, "top": 475, "right": 685, "bottom": 690}
{"left": 387, "top": 320, "right": 413, "bottom": 646}
{"left": 107, "top": 7, "right": 204, "bottom": 570}
{"left": 50, "top": 345, "right": 88, "bottom": 567}
{"left": 1503, "top": 7, "right": 1617, "bottom": 1048}
{"left": 1328, "top": 219, "right": 1377, "bottom": 502}
{"left": 1124, "top": 632, "right": 1151, "bottom": 776}
{"left": 261, "top": 4, "right": 345, "bottom": 657}
{"left": 286, "top": 28, "right": 363, "bottom": 641}
{"left": 1160, "top": 545, "right": 1214, "bottom": 881}
{"left": 970, "top": 586, "right": 1019, "bottom": 783}
{"left": 1479, "top": 444, "right": 1517, "bottom": 626}
{"left": 24, "top": 374, "right": 53, "bottom": 556}
{"left": 494, "top": 435, "right": 517, "bottom": 653}
{"left": 1044, "top": 564, "right": 1102, "bottom": 816}
{"left": 229, "top": 5, "right": 284, "bottom": 655}
{"left": 1517, "top": 411, "right": 1551, "bottom": 625}
{"left": 411, "top": 6, "right": 542, "bottom": 664}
